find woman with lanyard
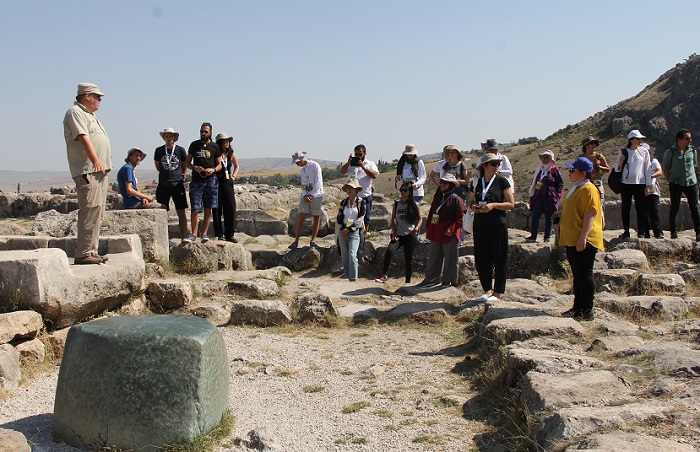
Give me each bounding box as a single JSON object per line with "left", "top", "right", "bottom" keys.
{"left": 470, "top": 154, "right": 515, "bottom": 301}
{"left": 526, "top": 150, "right": 564, "bottom": 243}
{"left": 612, "top": 130, "right": 652, "bottom": 238}
{"left": 416, "top": 173, "right": 465, "bottom": 288}
{"left": 336, "top": 179, "right": 366, "bottom": 281}
{"left": 559, "top": 157, "right": 604, "bottom": 321}
{"left": 213, "top": 133, "right": 239, "bottom": 243}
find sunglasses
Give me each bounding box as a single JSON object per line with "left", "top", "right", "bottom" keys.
{"left": 91, "top": 94, "right": 102, "bottom": 101}
{"left": 568, "top": 168, "right": 578, "bottom": 173}
{"left": 399, "top": 188, "right": 409, "bottom": 192}
{"left": 489, "top": 161, "right": 501, "bottom": 167}
{"left": 200, "top": 130, "right": 210, "bottom": 134}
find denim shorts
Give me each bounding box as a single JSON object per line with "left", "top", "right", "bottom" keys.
{"left": 189, "top": 177, "right": 218, "bottom": 212}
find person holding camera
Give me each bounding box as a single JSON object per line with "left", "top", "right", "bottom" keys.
{"left": 375, "top": 182, "right": 422, "bottom": 284}
{"left": 340, "top": 144, "right": 379, "bottom": 231}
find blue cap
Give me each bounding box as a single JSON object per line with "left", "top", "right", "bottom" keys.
{"left": 565, "top": 156, "right": 594, "bottom": 173}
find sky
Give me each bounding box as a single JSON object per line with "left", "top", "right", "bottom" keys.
{"left": 0, "top": 1, "right": 698, "bottom": 172}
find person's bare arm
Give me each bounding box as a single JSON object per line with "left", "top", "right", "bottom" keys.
{"left": 77, "top": 134, "right": 104, "bottom": 173}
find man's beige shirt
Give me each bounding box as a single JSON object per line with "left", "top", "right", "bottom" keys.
{"left": 63, "top": 101, "right": 111, "bottom": 178}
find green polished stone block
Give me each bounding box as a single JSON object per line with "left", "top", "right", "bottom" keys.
{"left": 54, "top": 315, "right": 229, "bottom": 451}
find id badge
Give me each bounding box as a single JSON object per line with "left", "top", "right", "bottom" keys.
{"left": 431, "top": 216, "right": 439, "bottom": 224}
{"left": 225, "top": 172, "right": 230, "bottom": 180}
{"left": 535, "top": 182, "right": 542, "bottom": 190}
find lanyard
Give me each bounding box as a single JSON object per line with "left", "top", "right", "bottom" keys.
{"left": 480, "top": 176, "right": 496, "bottom": 201}
{"left": 539, "top": 167, "right": 549, "bottom": 181}
{"left": 221, "top": 156, "right": 228, "bottom": 172}
{"left": 435, "top": 192, "right": 453, "bottom": 214}
{"left": 164, "top": 147, "right": 174, "bottom": 168}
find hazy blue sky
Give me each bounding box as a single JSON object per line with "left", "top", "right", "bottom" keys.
{"left": 0, "top": 1, "right": 697, "bottom": 172}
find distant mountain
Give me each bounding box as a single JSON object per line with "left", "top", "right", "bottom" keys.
{"left": 0, "top": 157, "right": 342, "bottom": 193}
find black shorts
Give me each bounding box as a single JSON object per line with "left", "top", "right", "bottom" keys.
{"left": 155, "top": 180, "right": 188, "bottom": 211}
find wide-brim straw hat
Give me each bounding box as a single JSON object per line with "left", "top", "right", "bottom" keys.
{"left": 538, "top": 150, "right": 555, "bottom": 161}
{"left": 215, "top": 132, "right": 234, "bottom": 143}
{"left": 476, "top": 153, "right": 503, "bottom": 170}
{"left": 438, "top": 173, "right": 460, "bottom": 187}
{"left": 159, "top": 127, "right": 180, "bottom": 142}
{"left": 342, "top": 179, "right": 362, "bottom": 191}
{"left": 403, "top": 144, "right": 418, "bottom": 156}
{"left": 580, "top": 135, "right": 599, "bottom": 147}
{"left": 124, "top": 147, "right": 146, "bottom": 162}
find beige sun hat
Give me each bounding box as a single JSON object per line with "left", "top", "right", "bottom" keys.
{"left": 77, "top": 83, "right": 104, "bottom": 96}
{"left": 438, "top": 172, "right": 460, "bottom": 187}
{"left": 291, "top": 151, "right": 307, "bottom": 164}
{"left": 159, "top": 127, "right": 180, "bottom": 142}
{"left": 124, "top": 147, "right": 146, "bottom": 162}
{"left": 342, "top": 179, "right": 362, "bottom": 191}
{"left": 580, "top": 136, "right": 599, "bottom": 147}
{"left": 538, "top": 150, "right": 555, "bottom": 160}
{"left": 403, "top": 144, "right": 418, "bottom": 156}
{"left": 215, "top": 132, "right": 234, "bottom": 143}
{"left": 476, "top": 153, "right": 503, "bottom": 170}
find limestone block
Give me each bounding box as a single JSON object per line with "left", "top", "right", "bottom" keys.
{"left": 507, "top": 242, "right": 552, "bottom": 278}
{"left": 0, "top": 310, "right": 43, "bottom": 344}
{"left": 228, "top": 279, "right": 280, "bottom": 298}
{"left": 291, "top": 292, "right": 338, "bottom": 322}
{"left": 617, "top": 341, "right": 700, "bottom": 377}
{"left": 14, "top": 338, "right": 45, "bottom": 362}
{"left": 503, "top": 347, "right": 603, "bottom": 387}
{"left": 520, "top": 370, "right": 629, "bottom": 416}
{"left": 0, "top": 235, "right": 145, "bottom": 328}
{"left": 593, "top": 268, "right": 637, "bottom": 294}
{"left": 147, "top": 280, "right": 193, "bottom": 309}
{"left": 0, "top": 344, "right": 20, "bottom": 390}
{"left": 170, "top": 241, "right": 253, "bottom": 274}
{"left": 565, "top": 432, "right": 695, "bottom": 452}
{"left": 248, "top": 246, "right": 285, "bottom": 270}
{"left": 0, "top": 428, "right": 30, "bottom": 452}
{"left": 383, "top": 302, "right": 452, "bottom": 322}
{"left": 190, "top": 304, "right": 231, "bottom": 326}
{"left": 588, "top": 335, "right": 645, "bottom": 353}
{"left": 532, "top": 402, "right": 677, "bottom": 450}
{"left": 597, "top": 294, "right": 692, "bottom": 320}
{"left": 54, "top": 315, "right": 229, "bottom": 451}
{"left": 485, "top": 316, "right": 585, "bottom": 344}
{"left": 236, "top": 210, "right": 287, "bottom": 236}
{"left": 229, "top": 299, "right": 292, "bottom": 327}
{"left": 368, "top": 202, "right": 391, "bottom": 231}
{"left": 0, "top": 235, "right": 50, "bottom": 251}
{"left": 482, "top": 300, "right": 566, "bottom": 324}
{"left": 287, "top": 207, "right": 332, "bottom": 237}
{"left": 281, "top": 246, "right": 321, "bottom": 271}
{"left": 32, "top": 209, "right": 168, "bottom": 263}
{"left": 642, "top": 318, "right": 700, "bottom": 336}
{"left": 48, "top": 328, "right": 70, "bottom": 356}
{"left": 603, "top": 249, "right": 649, "bottom": 270}
{"left": 592, "top": 315, "right": 640, "bottom": 335}
{"left": 638, "top": 273, "right": 686, "bottom": 295}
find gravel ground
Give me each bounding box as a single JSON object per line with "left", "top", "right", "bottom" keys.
{"left": 0, "top": 323, "right": 492, "bottom": 451}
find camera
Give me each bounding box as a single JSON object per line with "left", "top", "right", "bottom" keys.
{"left": 350, "top": 156, "right": 361, "bottom": 166}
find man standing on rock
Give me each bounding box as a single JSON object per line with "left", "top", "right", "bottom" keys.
{"left": 341, "top": 144, "right": 379, "bottom": 232}
{"left": 184, "top": 122, "right": 221, "bottom": 243}
{"left": 289, "top": 151, "right": 324, "bottom": 249}
{"left": 154, "top": 127, "right": 190, "bottom": 242}
{"left": 663, "top": 128, "right": 700, "bottom": 241}
{"left": 63, "top": 83, "right": 111, "bottom": 265}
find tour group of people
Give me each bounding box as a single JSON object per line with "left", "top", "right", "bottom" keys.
{"left": 64, "top": 82, "right": 697, "bottom": 322}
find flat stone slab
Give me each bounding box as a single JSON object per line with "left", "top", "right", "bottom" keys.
{"left": 642, "top": 318, "right": 700, "bottom": 336}
{"left": 503, "top": 347, "right": 603, "bottom": 386}
{"left": 520, "top": 370, "right": 629, "bottom": 416}
{"left": 565, "top": 432, "right": 695, "bottom": 451}
{"left": 484, "top": 316, "right": 585, "bottom": 343}
{"left": 0, "top": 235, "right": 145, "bottom": 328}
{"left": 54, "top": 315, "right": 229, "bottom": 451}
{"left": 589, "top": 335, "right": 645, "bottom": 353}
{"left": 617, "top": 341, "right": 700, "bottom": 377}
{"left": 597, "top": 294, "right": 692, "bottom": 320}
{"left": 603, "top": 249, "right": 649, "bottom": 270}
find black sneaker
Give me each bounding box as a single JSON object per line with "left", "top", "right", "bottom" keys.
{"left": 525, "top": 236, "right": 537, "bottom": 243}
{"left": 671, "top": 232, "right": 679, "bottom": 239}
{"left": 416, "top": 279, "right": 437, "bottom": 288}
{"left": 577, "top": 310, "right": 595, "bottom": 321}
{"left": 561, "top": 309, "right": 580, "bottom": 318}
{"left": 619, "top": 231, "right": 630, "bottom": 239}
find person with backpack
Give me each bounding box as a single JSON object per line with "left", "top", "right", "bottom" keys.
{"left": 612, "top": 130, "right": 652, "bottom": 239}
{"left": 395, "top": 144, "right": 427, "bottom": 204}
{"left": 375, "top": 182, "right": 422, "bottom": 284}
{"left": 526, "top": 150, "right": 564, "bottom": 243}
{"left": 416, "top": 173, "right": 465, "bottom": 288}
{"left": 662, "top": 128, "right": 700, "bottom": 241}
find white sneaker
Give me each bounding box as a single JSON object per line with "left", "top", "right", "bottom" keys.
{"left": 486, "top": 295, "right": 499, "bottom": 302}
{"left": 475, "top": 293, "right": 490, "bottom": 301}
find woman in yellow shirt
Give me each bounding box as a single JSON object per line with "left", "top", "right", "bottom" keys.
{"left": 559, "top": 157, "right": 604, "bottom": 321}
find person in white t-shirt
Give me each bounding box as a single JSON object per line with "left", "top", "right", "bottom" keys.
{"left": 612, "top": 130, "right": 652, "bottom": 239}
{"left": 289, "top": 151, "right": 324, "bottom": 250}
{"left": 340, "top": 144, "right": 379, "bottom": 231}
{"left": 429, "top": 147, "right": 451, "bottom": 187}
{"left": 645, "top": 157, "right": 664, "bottom": 238}
{"left": 395, "top": 144, "right": 427, "bottom": 204}
{"left": 481, "top": 138, "right": 514, "bottom": 191}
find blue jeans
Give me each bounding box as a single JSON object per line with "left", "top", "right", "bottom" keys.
{"left": 530, "top": 198, "right": 553, "bottom": 239}
{"left": 339, "top": 229, "right": 360, "bottom": 279}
